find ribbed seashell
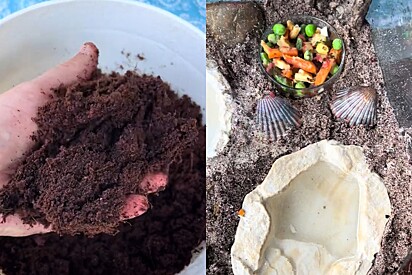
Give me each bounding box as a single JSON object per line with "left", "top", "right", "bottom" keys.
{"left": 256, "top": 94, "right": 302, "bottom": 140}
{"left": 330, "top": 86, "right": 378, "bottom": 126}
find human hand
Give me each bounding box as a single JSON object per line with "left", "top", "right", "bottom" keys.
{"left": 0, "top": 43, "right": 167, "bottom": 237}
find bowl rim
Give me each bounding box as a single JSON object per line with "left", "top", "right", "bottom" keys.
{"left": 258, "top": 15, "right": 346, "bottom": 96}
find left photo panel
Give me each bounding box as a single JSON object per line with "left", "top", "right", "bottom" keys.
{"left": 0, "top": 1, "right": 205, "bottom": 274}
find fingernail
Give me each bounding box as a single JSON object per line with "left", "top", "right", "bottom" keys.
{"left": 120, "top": 195, "right": 150, "bottom": 220}
{"left": 79, "top": 42, "right": 99, "bottom": 56}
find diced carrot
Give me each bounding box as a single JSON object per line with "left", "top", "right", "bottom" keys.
{"left": 315, "top": 58, "right": 336, "bottom": 86}
{"left": 260, "top": 40, "right": 282, "bottom": 59}
{"left": 282, "top": 69, "right": 293, "bottom": 79}
{"left": 283, "top": 55, "right": 317, "bottom": 74}
{"left": 280, "top": 47, "right": 298, "bottom": 56}
{"left": 237, "top": 209, "right": 245, "bottom": 217}
{"left": 329, "top": 48, "right": 342, "bottom": 64}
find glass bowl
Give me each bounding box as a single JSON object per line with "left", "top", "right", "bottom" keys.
{"left": 258, "top": 15, "right": 346, "bottom": 99}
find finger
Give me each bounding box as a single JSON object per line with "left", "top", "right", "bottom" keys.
{"left": 0, "top": 214, "right": 52, "bottom": 237}
{"left": 0, "top": 42, "right": 99, "bottom": 175}
{"left": 120, "top": 194, "right": 150, "bottom": 220}
{"left": 139, "top": 172, "right": 168, "bottom": 194}
{"left": 120, "top": 173, "right": 168, "bottom": 221}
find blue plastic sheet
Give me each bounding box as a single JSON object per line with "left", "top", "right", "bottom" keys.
{"left": 0, "top": 0, "right": 206, "bottom": 31}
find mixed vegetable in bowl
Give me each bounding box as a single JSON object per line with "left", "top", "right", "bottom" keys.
{"left": 260, "top": 19, "right": 343, "bottom": 92}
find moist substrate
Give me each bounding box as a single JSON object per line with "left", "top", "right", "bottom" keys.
{"left": 206, "top": 1, "right": 412, "bottom": 274}
{"left": 0, "top": 71, "right": 199, "bottom": 235}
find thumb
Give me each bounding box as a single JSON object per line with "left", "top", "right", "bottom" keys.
{"left": 0, "top": 42, "right": 99, "bottom": 176}
{"left": 0, "top": 214, "right": 52, "bottom": 237}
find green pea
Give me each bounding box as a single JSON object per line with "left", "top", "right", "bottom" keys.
{"left": 295, "top": 82, "right": 306, "bottom": 89}
{"left": 331, "top": 64, "right": 339, "bottom": 75}
{"left": 304, "top": 50, "right": 313, "bottom": 61}
{"left": 273, "top": 23, "right": 286, "bottom": 35}
{"left": 332, "top": 38, "right": 343, "bottom": 50}
{"left": 260, "top": 52, "right": 270, "bottom": 66}
{"left": 305, "top": 24, "right": 316, "bottom": 37}
{"left": 266, "top": 42, "right": 274, "bottom": 48}
{"left": 296, "top": 37, "right": 303, "bottom": 50}
{"left": 268, "top": 33, "right": 279, "bottom": 44}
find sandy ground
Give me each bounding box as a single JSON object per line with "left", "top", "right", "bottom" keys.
{"left": 206, "top": 1, "right": 412, "bottom": 274}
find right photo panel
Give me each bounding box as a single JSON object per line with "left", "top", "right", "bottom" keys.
{"left": 206, "top": 0, "right": 412, "bottom": 274}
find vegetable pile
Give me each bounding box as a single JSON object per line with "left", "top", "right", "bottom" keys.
{"left": 260, "top": 19, "right": 343, "bottom": 90}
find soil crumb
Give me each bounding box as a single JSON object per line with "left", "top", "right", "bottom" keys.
{"left": 0, "top": 71, "right": 199, "bottom": 236}
{"left": 206, "top": 1, "right": 412, "bottom": 274}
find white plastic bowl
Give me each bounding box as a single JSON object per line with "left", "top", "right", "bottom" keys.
{"left": 0, "top": 0, "right": 205, "bottom": 274}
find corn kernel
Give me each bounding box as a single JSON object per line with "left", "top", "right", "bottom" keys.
{"left": 316, "top": 43, "right": 329, "bottom": 55}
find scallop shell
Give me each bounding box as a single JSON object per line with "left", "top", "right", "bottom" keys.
{"left": 256, "top": 94, "right": 302, "bottom": 140}
{"left": 330, "top": 86, "right": 378, "bottom": 126}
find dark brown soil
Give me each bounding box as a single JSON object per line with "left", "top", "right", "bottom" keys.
{"left": 0, "top": 125, "right": 206, "bottom": 275}
{"left": 0, "top": 73, "right": 206, "bottom": 275}
{"left": 206, "top": 1, "right": 412, "bottom": 275}
{"left": 400, "top": 252, "right": 412, "bottom": 274}
{"left": 0, "top": 71, "right": 199, "bottom": 235}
